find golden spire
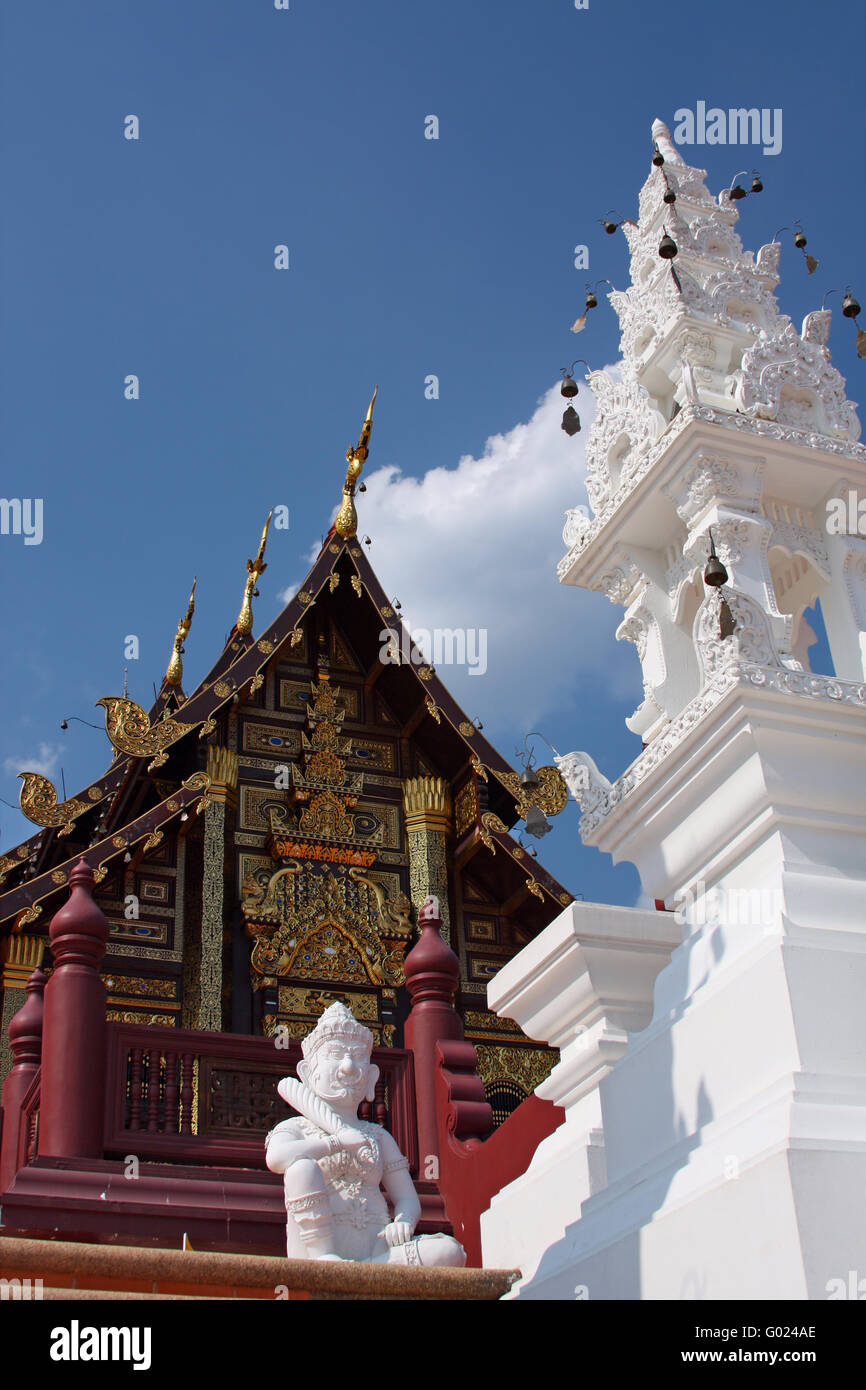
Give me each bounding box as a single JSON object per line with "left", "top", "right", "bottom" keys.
{"left": 236, "top": 509, "right": 273, "bottom": 636}
{"left": 334, "top": 386, "right": 377, "bottom": 539}
{"left": 164, "top": 576, "right": 197, "bottom": 688}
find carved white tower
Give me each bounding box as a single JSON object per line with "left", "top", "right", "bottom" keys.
{"left": 481, "top": 121, "right": 866, "bottom": 1298}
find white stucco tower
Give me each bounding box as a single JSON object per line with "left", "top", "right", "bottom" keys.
{"left": 481, "top": 120, "right": 866, "bottom": 1298}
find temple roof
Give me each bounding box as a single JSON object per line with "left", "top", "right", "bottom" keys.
{"left": 0, "top": 401, "right": 573, "bottom": 934}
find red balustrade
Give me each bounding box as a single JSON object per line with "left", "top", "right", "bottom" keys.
{"left": 103, "top": 1021, "right": 419, "bottom": 1171}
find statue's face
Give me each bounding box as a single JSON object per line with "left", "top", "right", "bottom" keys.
{"left": 310, "top": 1038, "right": 373, "bottom": 1105}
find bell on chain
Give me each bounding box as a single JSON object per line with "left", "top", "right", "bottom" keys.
{"left": 585, "top": 290, "right": 598, "bottom": 310}
{"left": 652, "top": 142, "right": 665, "bottom": 167}
{"left": 842, "top": 290, "right": 861, "bottom": 320}
{"left": 560, "top": 372, "right": 579, "bottom": 399}
{"left": 704, "top": 531, "right": 729, "bottom": 588}
{"left": 520, "top": 765, "right": 540, "bottom": 792}
{"left": 658, "top": 229, "right": 678, "bottom": 260}
{"left": 750, "top": 173, "right": 763, "bottom": 193}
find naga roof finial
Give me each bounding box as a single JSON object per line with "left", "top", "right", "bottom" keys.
{"left": 334, "top": 386, "right": 378, "bottom": 539}
{"left": 164, "top": 576, "right": 197, "bottom": 688}
{"left": 236, "top": 509, "right": 273, "bottom": 637}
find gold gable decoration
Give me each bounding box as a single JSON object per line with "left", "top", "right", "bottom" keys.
{"left": 241, "top": 861, "right": 412, "bottom": 988}
{"left": 240, "top": 671, "right": 414, "bottom": 998}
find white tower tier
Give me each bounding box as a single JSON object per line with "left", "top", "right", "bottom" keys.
{"left": 481, "top": 120, "right": 866, "bottom": 1300}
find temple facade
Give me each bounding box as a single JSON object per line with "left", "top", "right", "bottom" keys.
{"left": 0, "top": 400, "right": 572, "bottom": 1137}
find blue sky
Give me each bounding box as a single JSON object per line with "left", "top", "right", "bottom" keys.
{"left": 1, "top": 0, "right": 864, "bottom": 907}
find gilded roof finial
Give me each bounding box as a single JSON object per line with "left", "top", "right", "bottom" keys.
{"left": 164, "top": 576, "right": 197, "bottom": 688}
{"left": 236, "top": 509, "right": 273, "bottom": 636}
{"left": 335, "top": 386, "right": 378, "bottom": 539}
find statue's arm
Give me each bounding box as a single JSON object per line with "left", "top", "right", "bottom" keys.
{"left": 265, "top": 1119, "right": 335, "bottom": 1174}
{"left": 379, "top": 1131, "right": 421, "bottom": 1228}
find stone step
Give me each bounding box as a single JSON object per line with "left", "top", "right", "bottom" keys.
{"left": 0, "top": 1237, "right": 518, "bottom": 1300}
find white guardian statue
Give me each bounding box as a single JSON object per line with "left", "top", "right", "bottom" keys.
{"left": 266, "top": 1001, "right": 466, "bottom": 1266}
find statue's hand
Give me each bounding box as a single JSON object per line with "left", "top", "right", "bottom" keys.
{"left": 335, "top": 1126, "right": 377, "bottom": 1168}
{"left": 378, "top": 1221, "right": 414, "bottom": 1249}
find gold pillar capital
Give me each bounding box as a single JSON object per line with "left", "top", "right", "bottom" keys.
{"left": 402, "top": 776, "right": 452, "bottom": 835}
{"left": 1, "top": 933, "right": 45, "bottom": 990}
{"left": 205, "top": 745, "right": 239, "bottom": 806}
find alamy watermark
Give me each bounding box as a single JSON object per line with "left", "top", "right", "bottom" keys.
{"left": 1, "top": 1277, "right": 43, "bottom": 1300}
{"left": 673, "top": 879, "right": 783, "bottom": 929}
{"left": 826, "top": 489, "right": 866, "bottom": 536}
{"left": 379, "top": 622, "right": 487, "bottom": 677}
{"left": 1, "top": 498, "right": 43, "bottom": 545}
{"left": 673, "top": 104, "right": 782, "bottom": 157}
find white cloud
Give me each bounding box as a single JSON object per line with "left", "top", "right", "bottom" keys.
{"left": 285, "top": 381, "right": 639, "bottom": 739}
{"left": 3, "top": 742, "right": 62, "bottom": 778}
{"left": 277, "top": 580, "right": 300, "bottom": 605}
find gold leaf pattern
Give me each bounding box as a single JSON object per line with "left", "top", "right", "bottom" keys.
{"left": 479, "top": 811, "right": 508, "bottom": 852}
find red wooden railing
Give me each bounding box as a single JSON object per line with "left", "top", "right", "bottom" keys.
{"left": 434, "top": 1039, "right": 564, "bottom": 1266}
{"left": 102, "top": 1021, "right": 419, "bottom": 1172}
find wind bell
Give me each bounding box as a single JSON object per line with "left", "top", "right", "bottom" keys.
{"left": 560, "top": 360, "right": 589, "bottom": 436}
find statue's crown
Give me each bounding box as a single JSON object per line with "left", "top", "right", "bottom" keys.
{"left": 301, "top": 1001, "right": 374, "bottom": 1061}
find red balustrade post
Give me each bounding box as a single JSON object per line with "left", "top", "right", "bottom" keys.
{"left": 0, "top": 966, "right": 46, "bottom": 1193}
{"left": 164, "top": 1051, "right": 179, "bottom": 1134}
{"left": 39, "top": 861, "right": 109, "bottom": 1159}
{"left": 403, "top": 894, "right": 464, "bottom": 1179}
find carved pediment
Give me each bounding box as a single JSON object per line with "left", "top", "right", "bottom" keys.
{"left": 734, "top": 320, "right": 861, "bottom": 442}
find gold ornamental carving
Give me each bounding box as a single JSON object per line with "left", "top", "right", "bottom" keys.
{"left": 458, "top": 721, "right": 476, "bottom": 737}
{"left": 236, "top": 510, "right": 272, "bottom": 637}
{"left": 96, "top": 697, "right": 200, "bottom": 772}
{"left": 479, "top": 812, "right": 508, "bottom": 852}
{"left": 205, "top": 745, "right": 239, "bottom": 805}
{"left": 424, "top": 695, "right": 441, "bottom": 724}
{"left": 402, "top": 777, "right": 451, "bottom": 835}
{"left": 164, "top": 576, "right": 197, "bottom": 688}
{"left": 241, "top": 861, "right": 412, "bottom": 989}
{"left": 494, "top": 765, "right": 569, "bottom": 819}
{"left": 1, "top": 933, "right": 45, "bottom": 989}
{"left": 454, "top": 781, "right": 477, "bottom": 838}
{"left": 474, "top": 1043, "right": 556, "bottom": 1097}
{"left": 335, "top": 387, "right": 377, "bottom": 540}
{"left": 17, "top": 773, "right": 93, "bottom": 838}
